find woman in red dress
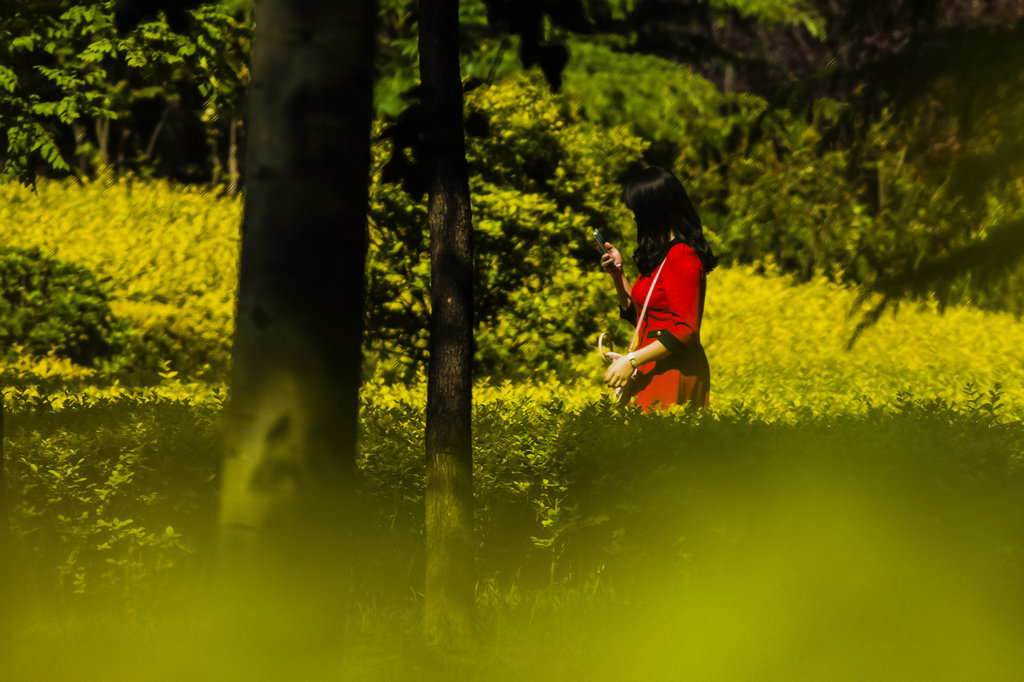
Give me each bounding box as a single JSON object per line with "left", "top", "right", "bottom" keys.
{"left": 601, "top": 166, "right": 717, "bottom": 411}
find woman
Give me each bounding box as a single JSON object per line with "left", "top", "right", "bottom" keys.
{"left": 601, "top": 166, "right": 717, "bottom": 411}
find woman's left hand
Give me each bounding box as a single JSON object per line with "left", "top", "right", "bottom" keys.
{"left": 604, "top": 355, "right": 634, "bottom": 389}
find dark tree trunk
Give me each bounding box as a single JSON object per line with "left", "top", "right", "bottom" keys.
{"left": 217, "top": 0, "right": 375, "bottom": 620}
{"left": 144, "top": 102, "right": 170, "bottom": 163}
{"left": 419, "top": 0, "right": 476, "bottom": 643}
{"left": 209, "top": 126, "right": 223, "bottom": 189}
{"left": 228, "top": 115, "right": 241, "bottom": 198}
{"left": 72, "top": 123, "right": 90, "bottom": 175}
{"left": 116, "top": 124, "right": 128, "bottom": 169}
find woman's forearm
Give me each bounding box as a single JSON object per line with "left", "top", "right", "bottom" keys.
{"left": 604, "top": 338, "right": 673, "bottom": 388}
{"left": 611, "top": 270, "right": 632, "bottom": 311}
{"left": 630, "top": 339, "right": 671, "bottom": 365}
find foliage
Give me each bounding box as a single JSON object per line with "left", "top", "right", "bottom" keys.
{"left": 1, "top": 0, "right": 115, "bottom": 181}
{"left": 7, "top": 0, "right": 1023, "bottom": 320}
{"left": 5, "top": 396, "right": 221, "bottom": 610}
{"left": 5, "top": 375, "right": 1024, "bottom": 679}
{"left": 836, "top": 18, "right": 1024, "bottom": 319}
{"left": 558, "top": 40, "right": 1024, "bottom": 314}
{"left": 3, "top": 245, "right": 1023, "bottom": 659}
{"left": 708, "top": 0, "right": 825, "bottom": 36}
{"left": 358, "top": 260, "right": 1024, "bottom": 422}
{"left": 0, "top": 244, "right": 131, "bottom": 367}
{"left": 5, "top": 166, "right": 1024, "bottom": 390}
{"left": 0, "top": 176, "right": 240, "bottom": 378}
{"left": 2, "top": 71, "right": 647, "bottom": 380}
{"left": 368, "top": 74, "right": 647, "bottom": 379}
{"left": 702, "top": 265, "right": 1024, "bottom": 415}
{"left": 0, "top": 0, "right": 250, "bottom": 183}
{"left": 361, "top": 387, "right": 1024, "bottom": 595}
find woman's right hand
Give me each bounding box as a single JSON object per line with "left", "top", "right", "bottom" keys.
{"left": 600, "top": 243, "right": 623, "bottom": 273}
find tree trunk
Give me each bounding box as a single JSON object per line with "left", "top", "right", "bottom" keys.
{"left": 116, "top": 124, "right": 128, "bottom": 170}
{"left": 72, "top": 123, "right": 90, "bottom": 175}
{"left": 228, "top": 114, "right": 241, "bottom": 198}
{"left": 209, "top": 125, "right": 223, "bottom": 189}
{"left": 95, "top": 118, "right": 111, "bottom": 166}
{"left": 144, "top": 102, "right": 170, "bottom": 164}
{"left": 419, "top": 0, "right": 476, "bottom": 644}
{"left": 217, "top": 0, "right": 375, "bottom": 625}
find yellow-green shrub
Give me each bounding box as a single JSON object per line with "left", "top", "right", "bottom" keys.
{"left": 0, "top": 175, "right": 240, "bottom": 378}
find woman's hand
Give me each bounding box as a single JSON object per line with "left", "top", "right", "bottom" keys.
{"left": 604, "top": 355, "right": 634, "bottom": 389}
{"left": 600, "top": 243, "right": 623, "bottom": 273}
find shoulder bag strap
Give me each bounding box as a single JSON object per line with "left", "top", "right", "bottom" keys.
{"left": 628, "top": 258, "right": 668, "bottom": 353}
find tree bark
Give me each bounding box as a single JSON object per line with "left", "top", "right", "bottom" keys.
{"left": 228, "top": 115, "right": 241, "bottom": 198}
{"left": 95, "top": 118, "right": 111, "bottom": 166}
{"left": 217, "top": 0, "right": 375, "bottom": 624}
{"left": 72, "top": 123, "right": 90, "bottom": 175}
{"left": 419, "top": 0, "right": 476, "bottom": 644}
{"left": 144, "top": 102, "right": 170, "bottom": 163}
{"left": 209, "top": 126, "right": 223, "bottom": 189}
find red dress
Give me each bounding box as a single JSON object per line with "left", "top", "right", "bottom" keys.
{"left": 621, "top": 242, "right": 710, "bottom": 411}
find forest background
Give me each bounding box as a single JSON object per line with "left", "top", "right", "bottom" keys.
{"left": 3, "top": 0, "right": 1024, "bottom": 679}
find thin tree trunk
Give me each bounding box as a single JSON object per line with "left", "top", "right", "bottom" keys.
{"left": 72, "top": 123, "right": 89, "bottom": 175}
{"left": 144, "top": 102, "right": 170, "bottom": 163}
{"left": 420, "top": 0, "right": 476, "bottom": 644}
{"left": 209, "top": 126, "right": 223, "bottom": 189}
{"left": 95, "top": 118, "right": 111, "bottom": 166}
{"left": 116, "top": 125, "right": 128, "bottom": 170}
{"left": 228, "top": 115, "right": 241, "bottom": 198}
{"left": 217, "top": 0, "right": 375, "bottom": 624}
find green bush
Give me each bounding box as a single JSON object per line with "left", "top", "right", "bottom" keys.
{"left": 0, "top": 179, "right": 239, "bottom": 379}
{"left": 5, "top": 396, "right": 221, "bottom": 609}
{"left": 356, "top": 385, "right": 1024, "bottom": 602}
{"left": 0, "top": 245, "right": 132, "bottom": 367}
{"left": 367, "top": 74, "right": 647, "bottom": 380}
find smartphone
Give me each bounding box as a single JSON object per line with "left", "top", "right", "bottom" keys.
{"left": 593, "top": 228, "right": 610, "bottom": 254}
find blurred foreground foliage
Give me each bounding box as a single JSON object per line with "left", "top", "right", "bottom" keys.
{"left": 3, "top": 379, "right": 1024, "bottom": 679}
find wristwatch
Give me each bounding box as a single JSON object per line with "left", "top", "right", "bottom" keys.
{"left": 627, "top": 351, "right": 639, "bottom": 369}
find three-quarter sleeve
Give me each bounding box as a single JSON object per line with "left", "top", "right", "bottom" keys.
{"left": 652, "top": 245, "right": 703, "bottom": 354}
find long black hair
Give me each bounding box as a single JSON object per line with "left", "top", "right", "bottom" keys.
{"left": 625, "top": 166, "right": 718, "bottom": 276}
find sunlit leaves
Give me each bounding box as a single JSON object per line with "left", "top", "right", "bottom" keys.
{"left": 0, "top": 178, "right": 241, "bottom": 378}
{"left": 708, "top": 0, "right": 825, "bottom": 38}
{"left": 0, "top": 0, "right": 251, "bottom": 182}
{"left": 370, "top": 75, "right": 646, "bottom": 379}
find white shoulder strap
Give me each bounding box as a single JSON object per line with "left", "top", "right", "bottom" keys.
{"left": 629, "top": 257, "right": 668, "bottom": 352}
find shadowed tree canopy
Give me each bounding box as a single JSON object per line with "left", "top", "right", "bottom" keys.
{"left": 830, "top": 13, "right": 1024, "bottom": 340}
